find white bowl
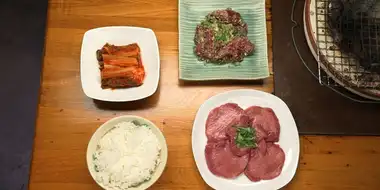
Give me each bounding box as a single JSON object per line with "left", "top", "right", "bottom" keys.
{"left": 80, "top": 26, "right": 160, "bottom": 102}
{"left": 87, "top": 115, "right": 168, "bottom": 190}
{"left": 192, "top": 89, "right": 300, "bottom": 190}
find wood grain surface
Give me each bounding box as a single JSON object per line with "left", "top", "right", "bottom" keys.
{"left": 29, "top": 0, "right": 380, "bottom": 189}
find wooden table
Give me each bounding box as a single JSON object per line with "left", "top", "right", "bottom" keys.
{"left": 30, "top": 0, "right": 380, "bottom": 189}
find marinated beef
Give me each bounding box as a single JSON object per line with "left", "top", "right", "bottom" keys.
{"left": 205, "top": 140, "right": 250, "bottom": 179}
{"left": 194, "top": 26, "right": 216, "bottom": 60}
{"left": 244, "top": 141, "right": 285, "bottom": 182}
{"left": 244, "top": 106, "right": 280, "bottom": 142}
{"left": 194, "top": 8, "right": 255, "bottom": 63}
{"left": 214, "top": 37, "right": 255, "bottom": 62}
{"left": 209, "top": 9, "right": 245, "bottom": 26}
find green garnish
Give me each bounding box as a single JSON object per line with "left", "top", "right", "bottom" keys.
{"left": 131, "top": 120, "right": 142, "bottom": 126}
{"left": 94, "top": 164, "right": 99, "bottom": 172}
{"left": 200, "top": 16, "right": 235, "bottom": 44}
{"left": 214, "top": 23, "right": 235, "bottom": 43}
{"left": 132, "top": 120, "right": 149, "bottom": 128}
{"left": 235, "top": 126, "right": 257, "bottom": 148}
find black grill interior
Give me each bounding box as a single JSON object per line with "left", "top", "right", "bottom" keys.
{"left": 327, "top": 0, "right": 380, "bottom": 72}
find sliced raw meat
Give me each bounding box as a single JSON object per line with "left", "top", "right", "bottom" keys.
{"left": 253, "top": 124, "right": 267, "bottom": 142}
{"left": 205, "top": 140, "right": 249, "bottom": 179}
{"left": 206, "top": 103, "right": 246, "bottom": 141}
{"left": 226, "top": 116, "right": 252, "bottom": 157}
{"left": 244, "top": 106, "right": 280, "bottom": 142}
{"left": 244, "top": 141, "right": 285, "bottom": 182}
{"left": 228, "top": 138, "right": 251, "bottom": 157}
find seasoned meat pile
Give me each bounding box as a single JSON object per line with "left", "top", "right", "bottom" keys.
{"left": 194, "top": 8, "right": 255, "bottom": 64}
{"left": 204, "top": 103, "right": 285, "bottom": 181}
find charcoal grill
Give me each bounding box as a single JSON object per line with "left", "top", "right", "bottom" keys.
{"left": 304, "top": 0, "right": 380, "bottom": 101}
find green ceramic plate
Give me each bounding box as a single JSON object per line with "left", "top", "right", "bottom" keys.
{"left": 178, "top": 0, "right": 269, "bottom": 81}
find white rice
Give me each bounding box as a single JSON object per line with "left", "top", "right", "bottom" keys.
{"left": 92, "top": 121, "right": 161, "bottom": 189}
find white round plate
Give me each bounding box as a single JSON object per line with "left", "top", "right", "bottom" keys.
{"left": 192, "top": 89, "right": 299, "bottom": 190}
{"left": 87, "top": 115, "right": 168, "bottom": 190}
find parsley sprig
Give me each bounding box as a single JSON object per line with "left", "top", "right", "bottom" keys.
{"left": 234, "top": 126, "right": 257, "bottom": 148}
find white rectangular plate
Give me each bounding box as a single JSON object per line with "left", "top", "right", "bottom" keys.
{"left": 192, "top": 89, "right": 299, "bottom": 190}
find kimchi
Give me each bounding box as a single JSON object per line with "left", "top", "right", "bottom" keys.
{"left": 96, "top": 43, "right": 145, "bottom": 89}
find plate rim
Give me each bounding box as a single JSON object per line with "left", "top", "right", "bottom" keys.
{"left": 191, "top": 89, "right": 300, "bottom": 190}
{"left": 80, "top": 26, "right": 160, "bottom": 102}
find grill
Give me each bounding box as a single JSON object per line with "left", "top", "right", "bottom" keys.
{"left": 314, "top": 0, "right": 380, "bottom": 89}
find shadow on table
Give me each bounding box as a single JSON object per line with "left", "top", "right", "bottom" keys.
{"left": 93, "top": 83, "right": 161, "bottom": 111}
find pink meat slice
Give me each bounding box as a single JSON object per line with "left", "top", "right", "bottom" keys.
{"left": 244, "top": 141, "right": 285, "bottom": 182}
{"left": 205, "top": 140, "right": 250, "bottom": 179}
{"left": 253, "top": 124, "right": 267, "bottom": 142}
{"left": 226, "top": 115, "right": 252, "bottom": 156}
{"left": 244, "top": 106, "right": 280, "bottom": 142}
{"left": 206, "top": 103, "right": 245, "bottom": 141}
{"left": 229, "top": 140, "right": 251, "bottom": 157}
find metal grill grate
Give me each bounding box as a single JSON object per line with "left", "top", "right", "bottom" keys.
{"left": 314, "top": 0, "right": 380, "bottom": 89}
